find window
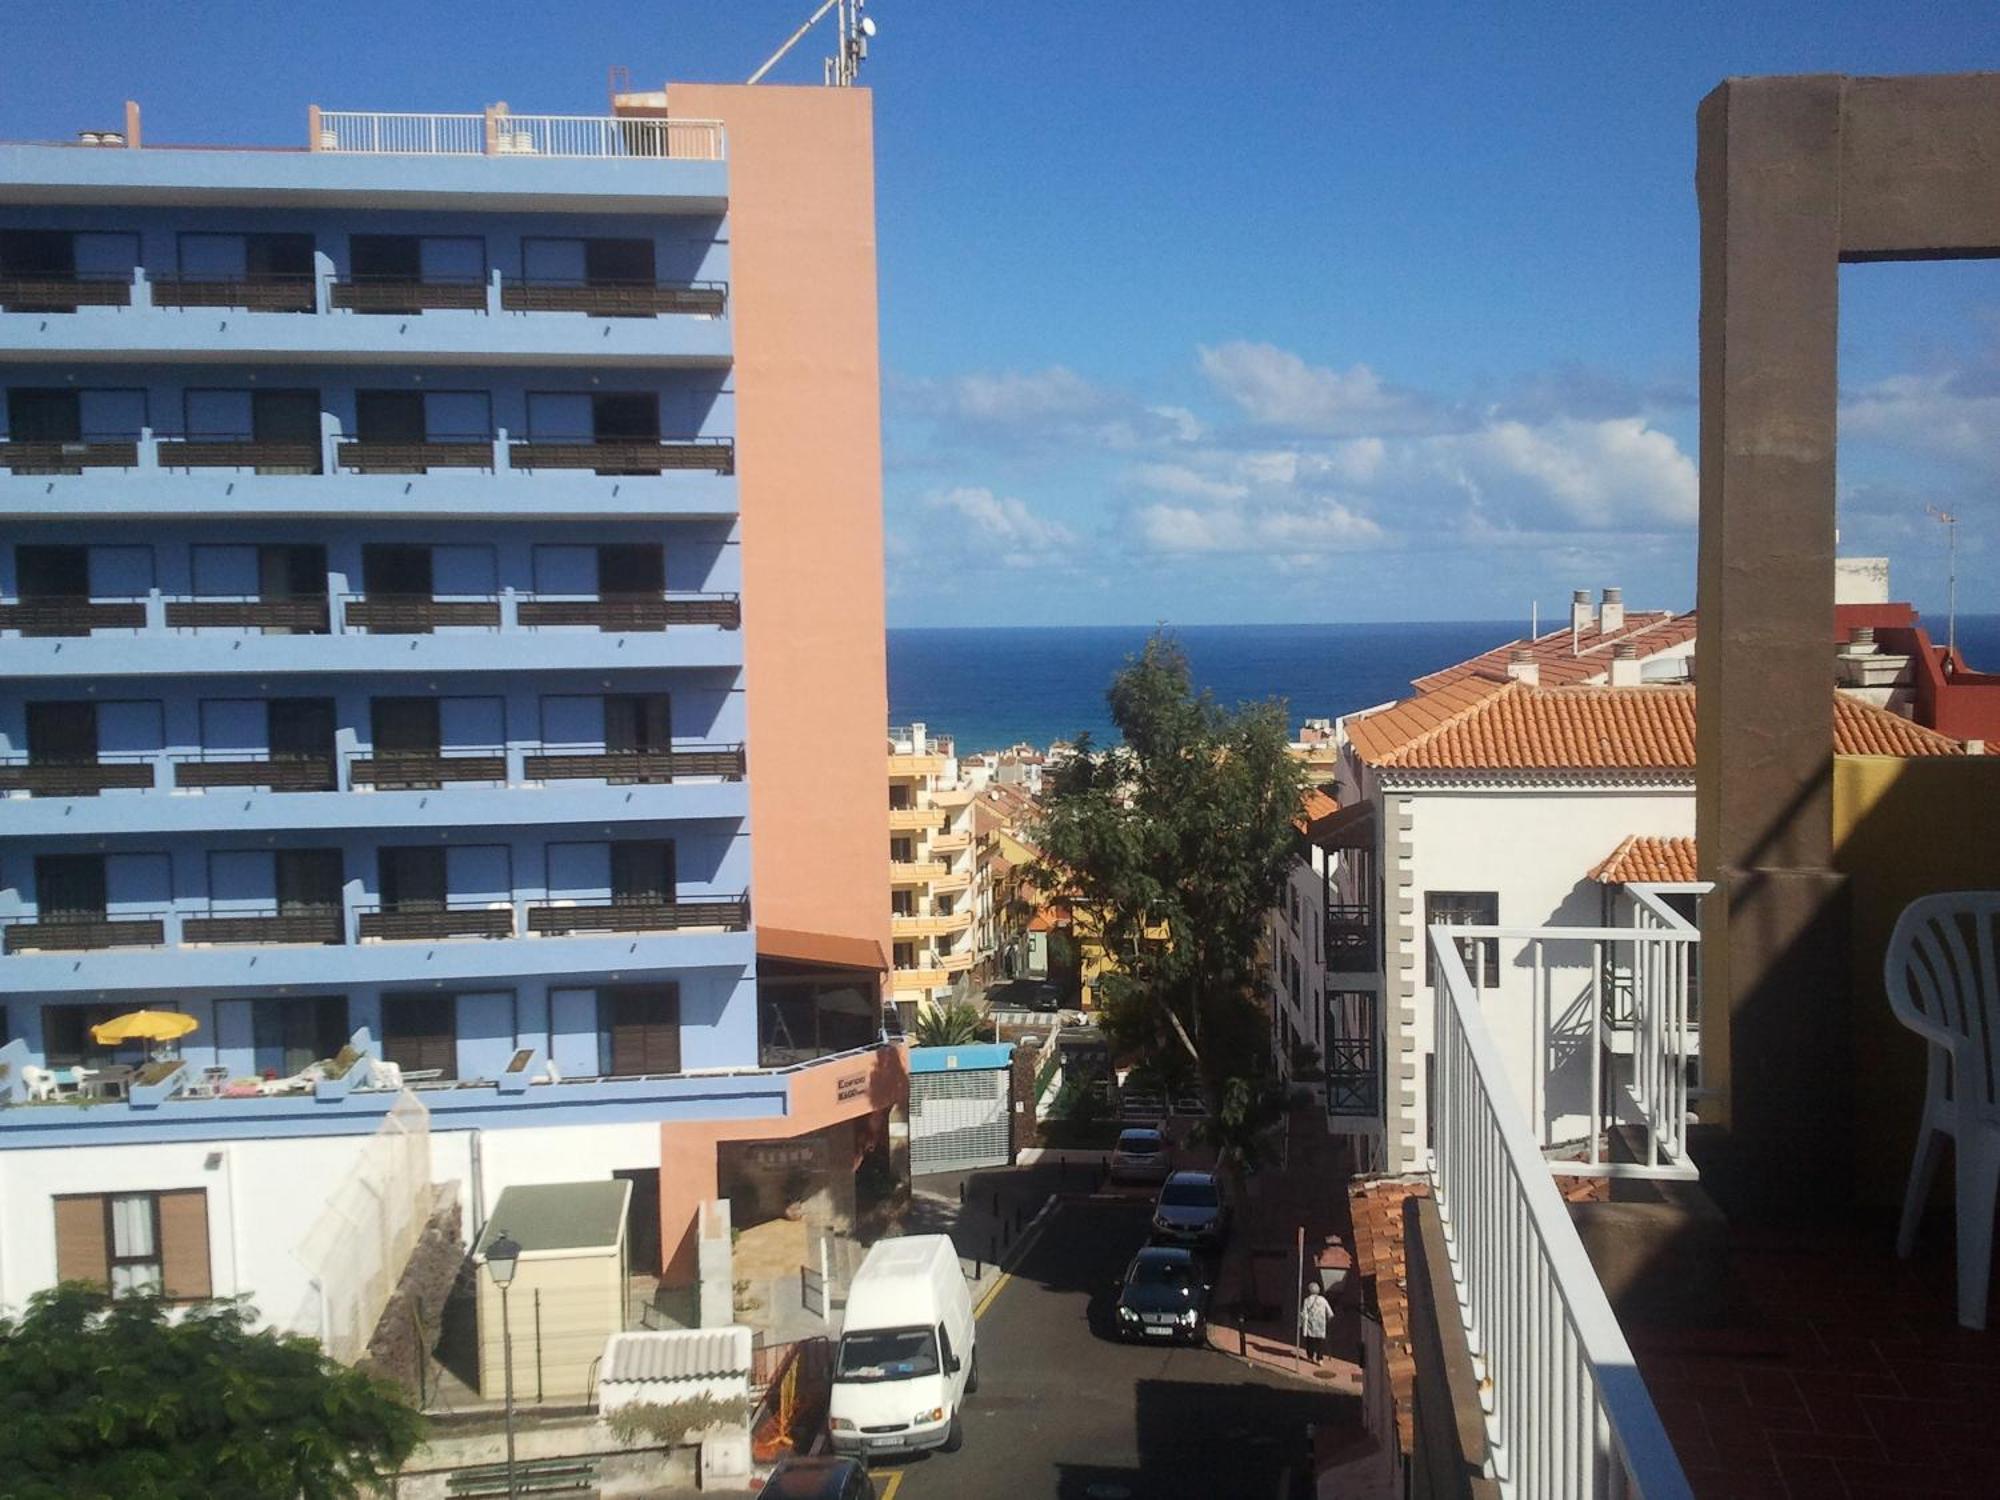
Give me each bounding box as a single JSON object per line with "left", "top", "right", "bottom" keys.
{"left": 36, "top": 853, "right": 106, "bottom": 921}
{"left": 1425, "top": 890, "right": 1499, "bottom": 987}
{"left": 371, "top": 697, "right": 442, "bottom": 788}
{"left": 254, "top": 995, "right": 349, "bottom": 1077}
{"left": 382, "top": 993, "right": 455, "bottom": 1078}
{"left": 275, "top": 848, "right": 343, "bottom": 919}
{"left": 610, "top": 841, "right": 676, "bottom": 906}
{"left": 267, "top": 697, "right": 337, "bottom": 781}
{"left": 362, "top": 543, "right": 433, "bottom": 599}
{"left": 379, "top": 847, "right": 446, "bottom": 912}
{"left": 27, "top": 701, "right": 97, "bottom": 766}
{"left": 41, "top": 1004, "right": 128, "bottom": 1069}
{"left": 605, "top": 985, "right": 680, "bottom": 1076}
{"left": 53, "top": 1189, "right": 211, "bottom": 1301}
{"left": 604, "top": 693, "right": 671, "bottom": 782}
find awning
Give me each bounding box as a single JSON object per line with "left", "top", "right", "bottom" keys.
{"left": 758, "top": 925, "right": 888, "bottom": 973}
{"left": 1307, "top": 800, "right": 1376, "bottom": 852}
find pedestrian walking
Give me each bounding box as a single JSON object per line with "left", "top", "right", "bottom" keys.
{"left": 1299, "top": 1282, "right": 1332, "bottom": 1365}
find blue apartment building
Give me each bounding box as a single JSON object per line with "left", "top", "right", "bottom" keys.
{"left": 0, "top": 97, "right": 901, "bottom": 1354}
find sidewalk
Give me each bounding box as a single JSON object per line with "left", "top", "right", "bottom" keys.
{"left": 1204, "top": 1108, "right": 1364, "bottom": 1397}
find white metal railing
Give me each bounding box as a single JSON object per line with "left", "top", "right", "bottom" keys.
{"left": 1429, "top": 926, "right": 1694, "bottom": 1498}
{"left": 314, "top": 110, "right": 724, "bottom": 161}
{"left": 1433, "top": 881, "right": 1708, "bottom": 1178}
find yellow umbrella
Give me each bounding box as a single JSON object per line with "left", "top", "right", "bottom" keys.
{"left": 90, "top": 1010, "right": 200, "bottom": 1046}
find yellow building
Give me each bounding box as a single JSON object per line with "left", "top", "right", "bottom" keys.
{"left": 888, "top": 723, "right": 977, "bottom": 1026}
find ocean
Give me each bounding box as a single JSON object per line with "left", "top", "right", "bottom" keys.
{"left": 886, "top": 616, "right": 2000, "bottom": 755}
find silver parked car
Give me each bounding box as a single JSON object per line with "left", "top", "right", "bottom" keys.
{"left": 1109, "top": 1127, "right": 1174, "bottom": 1184}
{"left": 1151, "top": 1170, "right": 1231, "bottom": 1247}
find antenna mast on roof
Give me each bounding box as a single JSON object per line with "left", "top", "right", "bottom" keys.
{"left": 1927, "top": 503, "right": 1960, "bottom": 657}
{"left": 747, "top": 0, "right": 874, "bottom": 87}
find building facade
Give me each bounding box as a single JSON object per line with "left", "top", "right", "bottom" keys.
{"left": 888, "top": 722, "right": 976, "bottom": 1024}
{"left": 0, "top": 84, "right": 899, "bottom": 1335}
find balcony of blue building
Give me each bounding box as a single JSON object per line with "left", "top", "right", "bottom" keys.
{"left": 0, "top": 506, "right": 742, "bottom": 678}
{"left": 0, "top": 216, "right": 731, "bottom": 365}
{"left": 0, "top": 368, "right": 737, "bottom": 522}
{"left": 0, "top": 819, "right": 752, "bottom": 994}
{"left": 0, "top": 669, "right": 747, "bottom": 836}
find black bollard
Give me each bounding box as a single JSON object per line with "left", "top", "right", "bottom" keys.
{"left": 990, "top": 1232, "right": 998, "bottom": 1263}
{"left": 958, "top": 1180, "right": 966, "bottom": 1206}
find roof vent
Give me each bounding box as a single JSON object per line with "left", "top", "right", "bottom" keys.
{"left": 1609, "top": 642, "right": 1642, "bottom": 687}
{"left": 1506, "top": 648, "right": 1540, "bottom": 686}
{"left": 1570, "top": 588, "right": 1595, "bottom": 641}
{"left": 1849, "top": 625, "right": 1878, "bottom": 654}
{"left": 1601, "top": 586, "right": 1625, "bottom": 635}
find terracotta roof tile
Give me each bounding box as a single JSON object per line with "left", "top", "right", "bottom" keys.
{"left": 1347, "top": 681, "right": 1962, "bottom": 773}
{"left": 1347, "top": 1175, "right": 1431, "bottom": 1458}
{"left": 1413, "top": 611, "right": 1699, "bottom": 693}
{"left": 1590, "top": 834, "right": 1699, "bottom": 884}
{"left": 1293, "top": 787, "right": 1340, "bottom": 833}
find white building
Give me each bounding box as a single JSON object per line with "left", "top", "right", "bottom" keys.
{"left": 1281, "top": 589, "right": 1964, "bottom": 1174}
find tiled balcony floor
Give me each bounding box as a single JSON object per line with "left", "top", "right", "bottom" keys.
{"left": 1636, "top": 1209, "right": 2000, "bottom": 1498}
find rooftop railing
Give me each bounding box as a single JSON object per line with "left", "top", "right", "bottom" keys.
{"left": 1428, "top": 913, "right": 1698, "bottom": 1499}
{"left": 312, "top": 110, "right": 725, "bottom": 162}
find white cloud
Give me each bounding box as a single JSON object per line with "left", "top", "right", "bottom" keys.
{"left": 1132, "top": 496, "right": 1384, "bottom": 556}
{"left": 1197, "top": 341, "right": 1446, "bottom": 436}
{"left": 925, "top": 486, "right": 1077, "bottom": 553}
{"left": 1435, "top": 416, "right": 1697, "bottom": 529}
{"left": 1842, "top": 373, "right": 2000, "bottom": 473}
{"left": 1126, "top": 462, "right": 1249, "bottom": 503}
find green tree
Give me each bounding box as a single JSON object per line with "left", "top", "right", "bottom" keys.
{"left": 1032, "top": 634, "right": 1308, "bottom": 1093}
{"left": 1193, "top": 1075, "right": 1291, "bottom": 1176}
{"left": 0, "top": 1284, "right": 424, "bottom": 1500}
{"left": 913, "top": 999, "right": 984, "bottom": 1047}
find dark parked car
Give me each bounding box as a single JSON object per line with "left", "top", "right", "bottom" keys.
{"left": 1022, "top": 980, "right": 1064, "bottom": 1012}
{"left": 1114, "top": 1244, "right": 1211, "bottom": 1343}
{"left": 1151, "top": 1170, "right": 1232, "bottom": 1248}
{"left": 766, "top": 1454, "right": 877, "bottom": 1499}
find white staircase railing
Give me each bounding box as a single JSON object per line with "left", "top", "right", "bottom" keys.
{"left": 1429, "top": 923, "right": 1694, "bottom": 1498}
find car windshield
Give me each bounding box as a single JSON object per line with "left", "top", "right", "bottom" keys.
{"left": 1129, "top": 1256, "right": 1197, "bottom": 1290}
{"left": 1118, "top": 1133, "right": 1162, "bottom": 1153}
{"left": 835, "top": 1326, "right": 939, "bottom": 1383}
{"left": 1160, "top": 1181, "right": 1219, "bottom": 1209}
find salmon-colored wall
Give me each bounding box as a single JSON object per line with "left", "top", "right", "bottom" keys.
{"left": 657, "top": 1042, "right": 909, "bottom": 1282}
{"left": 671, "top": 83, "right": 892, "bottom": 966}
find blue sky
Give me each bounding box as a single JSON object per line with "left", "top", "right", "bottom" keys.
{"left": 3, "top": 3, "right": 1996, "bottom": 626}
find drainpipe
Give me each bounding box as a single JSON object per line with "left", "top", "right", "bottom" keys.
{"left": 469, "top": 1128, "right": 487, "bottom": 1239}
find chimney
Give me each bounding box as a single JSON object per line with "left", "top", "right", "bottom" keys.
{"left": 1847, "top": 625, "right": 1877, "bottom": 655}
{"left": 1600, "top": 586, "right": 1625, "bottom": 635}
{"left": 1609, "top": 643, "right": 1642, "bottom": 686}
{"left": 1506, "top": 648, "right": 1540, "bottom": 686}
{"left": 911, "top": 721, "right": 927, "bottom": 755}
{"left": 1570, "top": 589, "right": 1594, "bottom": 638}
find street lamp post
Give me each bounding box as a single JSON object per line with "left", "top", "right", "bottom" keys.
{"left": 484, "top": 1231, "right": 523, "bottom": 1500}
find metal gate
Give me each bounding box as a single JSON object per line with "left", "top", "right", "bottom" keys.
{"left": 909, "top": 1066, "right": 1011, "bottom": 1174}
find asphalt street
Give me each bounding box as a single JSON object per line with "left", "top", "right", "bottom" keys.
{"left": 873, "top": 1195, "right": 1345, "bottom": 1500}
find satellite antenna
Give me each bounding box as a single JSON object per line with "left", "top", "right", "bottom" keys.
{"left": 1926, "top": 503, "right": 1960, "bottom": 657}
{"left": 747, "top": 0, "right": 874, "bottom": 87}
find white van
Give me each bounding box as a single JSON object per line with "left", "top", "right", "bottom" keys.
{"left": 828, "top": 1234, "right": 977, "bottom": 1459}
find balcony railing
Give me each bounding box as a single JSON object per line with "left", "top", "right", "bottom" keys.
{"left": 507, "top": 438, "right": 734, "bottom": 475}
{"left": 170, "top": 753, "right": 338, "bottom": 792}
{"left": 2, "top": 913, "right": 168, "bottom": 954}
{"left": 335, "top": 438, "right": 497, "bottom": 473}
{"left": 0, "top": 598, "right": 147, "bottom": 635}
{"left": 499, "top": 279, "right": 727, "bottom": 317}
{"left": 0, "top": 755, "right": 156, "bottom": 797}
{"left": 329, "top": 276, "right": 487, "bottom": 313}
{"left": 0, "top": 439, "right": 141, "bottom": 472}
{"left": 515, "top": 593, "right": 742, "bottom": 630}
{"left": 1325, "top": 902, "right": 1377, "bottom": 973}
{"left": 157, "top": 437, "right": 323, "bottom": 473}
{"left": 182, "top": 908, "right": 343, "bottom": 946}
{"left": 313, "top": 110, "right": 725, "bottom": 161}
{"left": 147, "top": 275, "right": 316, "bottom": 313}
{"left": 0, "top": 274, "right": 132, "bottom": 311}
{"left": 522, "top": 746, "right": 745, "bottom": 783}
{"left": 346, "top": 752, "right": 508, "bottom": 789}
{"left": 524, "top": 894, "right": 749, "bottom": 936}
{"left": 355, "top": 904, "right": 514, "bottom": 942}
{"left": 1428, "top": 919, "right": 1695, "bottom": 1498}
{"left": 338, "top": 594, "right": 503, "bottom": 633}
{"left": 164, "top": 596, "right": 330, "bottom": 633}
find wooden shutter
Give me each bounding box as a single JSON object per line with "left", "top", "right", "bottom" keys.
{"left": 158, "top": 1190, "right": 212, "bottom": 1301}
{"left": 608, "top": 986, "right": 680, "bottom": 1076}
{"left": 53, "top": 1195, "right": 109, "bottom": 1289}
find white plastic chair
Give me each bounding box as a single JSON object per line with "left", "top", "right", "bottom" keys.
{"left": 1886, "top": 891, "right": 2000, "bottom": 1329}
